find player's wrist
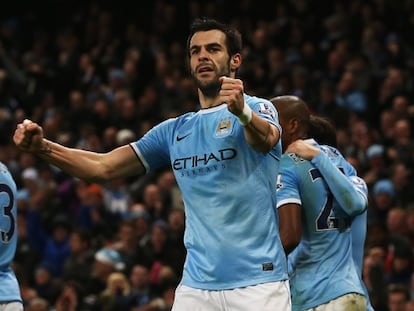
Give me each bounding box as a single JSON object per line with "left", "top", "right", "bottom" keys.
{"left": 310, "top": 149, "right": 323, "bottom": 162}
{"left": 309, "top": 148, "right": 319, "bottom": 159}
{"left": 237, "top": 103, "right": 252, "bottom": 126}
{"left": 39, "top": 139, "right": 52, "bottom": 154}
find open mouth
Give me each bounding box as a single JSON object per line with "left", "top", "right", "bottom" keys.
{"left": 197, "top": 66, "right": 213, "bottom": 74}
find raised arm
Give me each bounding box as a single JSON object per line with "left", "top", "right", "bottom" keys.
{"left": 286, "top": 140, "right": 367, "bottom": 217}
{"left": 13, "top": 119, "right": 145, "bottom": 183}
{"left": 219, "top": 77, "right": 280, "bottom": 153}
{"left": 242, "top": 111, "right": 280, "bottom": 153}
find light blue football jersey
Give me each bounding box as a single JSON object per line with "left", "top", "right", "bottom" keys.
{"left": 277, "top": 139, "right": 366, "bottom": 310}
{"left": 329, "top": 158, "right": 375, "bottom": 310}
{"left": 336, "top": 163, "right": 375, "bottom": 310}
{"left": 0, "top": 161, "right": 22, "bottom": 303}
{"left": 352, "top": 210, "right": 375, "bottom": 311}
{"left": 131, "top": 95, "right": 288, "bottom": 290}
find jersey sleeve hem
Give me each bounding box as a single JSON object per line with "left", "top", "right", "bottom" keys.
{"left": 277, "top": 198, "right": 301, "bottom": 209}
{"left": 129, "top": 143, "right": 150, "bottom": 174}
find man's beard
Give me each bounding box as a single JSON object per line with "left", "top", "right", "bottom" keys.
{"left": 194, "top": 65, "right": 230, "bottom": 98}
{"left": 198, "top": 79, "right": 221, "bottom": 98}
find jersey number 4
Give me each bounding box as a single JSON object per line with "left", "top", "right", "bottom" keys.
{"left": 310, "top": 168, "right": 339, "bottom": 231}
{"left": 0, "top": 184, "right": 15, "bottom": 243}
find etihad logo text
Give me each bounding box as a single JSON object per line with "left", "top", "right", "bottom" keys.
{"left": 172, "top": 148, "right": 237, "bottom": 170}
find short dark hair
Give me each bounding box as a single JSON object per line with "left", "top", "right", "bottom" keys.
{"left": 186, "top": 18, "right": 242, "bottom": 57}
{"left": 270, "top": 95, "right": 310, "bottom": 135}
{"left": 308, "top": 115, "right": 337, "bottom": 147}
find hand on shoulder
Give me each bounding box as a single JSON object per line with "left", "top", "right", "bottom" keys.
{"left": 286, "top": 139, "right": 319, "bottom": 160}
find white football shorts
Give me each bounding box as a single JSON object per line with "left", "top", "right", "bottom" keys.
{"left": 172, "top": 280, "right": 291, "bottom": 311}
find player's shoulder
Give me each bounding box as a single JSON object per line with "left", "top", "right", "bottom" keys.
{"left": 155, "top": 111, "right": 197, "bottom": 131}
{"left": 244, "top": 94, "right": 276, "bottom": 119}
{"left": 174, "top": 111, "right": 197, "bottom": 124}
{"left": 244, "top": 93, "right": 272, "bottom": 105}
{"left": 319, "top": 145, "right": 343, "bottom": 160}
{"left": 0, "top": 161, "right": 11, "bottom": 177}
{"left": 282, "top": 152, "right": 307, "bottom": 164}
{"left": 280, "top": 153, "right": 307, "bottom": 174}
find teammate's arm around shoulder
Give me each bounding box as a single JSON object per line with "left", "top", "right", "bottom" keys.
{"left": 285, "top": 140, "right": 319, "bottom": 159}
{"left": 13, "top": 119, "right": 145, "bottom": 183}
{"left": 288, "top": 139, "right": 366, "bottom": 216}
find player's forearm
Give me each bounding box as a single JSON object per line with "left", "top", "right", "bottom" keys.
{"left": 37, "top": 139, "right": 109, "bottom": 182}
{"left": 278, "top": 203, "right": 302, "bottom": 255}
{"left": 312, "top": 152, "right": 366, "bottom": 216}
{"left": 242, "top": 113, "right": 280, "bottom": 153}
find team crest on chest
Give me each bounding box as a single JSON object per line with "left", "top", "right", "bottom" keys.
{"left": 215, "top": 117, "right": 232, "bottom": 138}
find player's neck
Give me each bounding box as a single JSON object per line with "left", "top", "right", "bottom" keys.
{"left": 198, "top": 90, "right": 222, "bottom": 109}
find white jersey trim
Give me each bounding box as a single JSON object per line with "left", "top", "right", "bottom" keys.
{"left": 277, "top": 198, "right": 302, "bottom": 209}
{"left": 199, "top": 103, "right": 227, "bottom": 114}
{"left": 129, "top": 143, "right": 150, "bottom": 173}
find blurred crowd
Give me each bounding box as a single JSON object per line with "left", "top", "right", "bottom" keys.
{"left": 1, "top": 0, "right": 414, "bottom": 310}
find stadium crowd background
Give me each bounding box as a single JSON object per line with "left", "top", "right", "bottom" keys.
{"left": 1, "top": 0, "right": 414, "bottom": 310}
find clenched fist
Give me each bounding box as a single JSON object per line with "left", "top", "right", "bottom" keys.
{"left": 13, "top": 119, "right": 47, "bottom": 153}
{"left": 219, "top": 76, "right": 245, "bottom": 116}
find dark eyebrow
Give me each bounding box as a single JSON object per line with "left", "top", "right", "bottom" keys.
{"left": 190, "top": 42, "right": 223, "bottom": 52}
{"left": 205, "top": 42, "right": 223, "bottom": 50}
{"left": 189, "top": 45, "right": 200, "bottom": 52}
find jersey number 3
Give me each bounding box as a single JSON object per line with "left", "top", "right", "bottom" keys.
{"left": 0, "top": 184, "right": 15, "bottom": 243}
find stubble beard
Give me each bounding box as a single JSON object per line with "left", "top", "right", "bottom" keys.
{"left": 198, "top": 79, "right": 221, "bottom": 98}
{"left": 193, "top": 64, "right": 230, "bottom": 98}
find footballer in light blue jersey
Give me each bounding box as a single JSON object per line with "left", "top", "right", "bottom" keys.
{"left": 307, "top": 115, "right": 375, "bottom": 310}
{"left": 14, "top": 18, "right": 290, "bottom": 310}
{"left": 352, "top": 208, "right": 376, "bottom": 311}
{"left": 277, "top": 139, "right": 367, "bottom": 310}
{"left": 131, "top": 94, "right": 287, "bottom": 290}
{"left": 0, "top": 161, "right": 22, "bottom": 307}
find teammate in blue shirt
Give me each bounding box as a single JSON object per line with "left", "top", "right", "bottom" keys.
{"left": 307, "top": 115, "right": 375, "bottom": 311}
{"left": 0, "top": 161, "right": 23, "bottom": 310}
{"left": 272, "top": 95, "right": 369, "bottom": 311}
{"left": 13, "top": 18, "right": 290, "bottom": 310}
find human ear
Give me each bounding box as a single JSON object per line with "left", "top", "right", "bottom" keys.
{"left": 230, "top": 53, "right": 242, "bottom": 72}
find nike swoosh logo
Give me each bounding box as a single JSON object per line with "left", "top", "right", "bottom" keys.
{"left": 176, "top": 133, "right": 191, "bottom": 141}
